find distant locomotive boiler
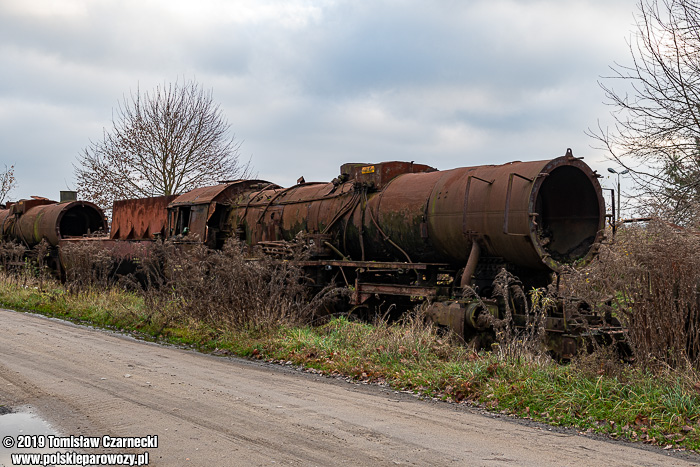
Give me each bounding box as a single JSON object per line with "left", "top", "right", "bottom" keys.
{"left": 0, "top": 196, "right": 107, "bottom": 247}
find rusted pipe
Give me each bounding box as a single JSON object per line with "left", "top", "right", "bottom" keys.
{"left": 324, "top": 241, "right": 349, "bottom": 261}
{"left": 460, "top": 241, "right": 481, "bottom": 288}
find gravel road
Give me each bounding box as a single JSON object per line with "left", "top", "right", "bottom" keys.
{"left": 0, "top": 308, "right": 697, "bottom": 466}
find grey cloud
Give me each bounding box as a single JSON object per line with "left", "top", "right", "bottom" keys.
{"left": 0, "top": 0, "right": 636, "bottom": 200}
{"left": 276, "top": 1, "right": 620, "bottom": 99}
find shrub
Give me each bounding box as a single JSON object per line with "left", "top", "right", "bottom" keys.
{"left": 135, "top": 239, "right": 340, "bottom": 331}
{"left": 60, "top": 240, "right": 123, "bottom": 291}
{"left": 566, "top": 220, "right": 700, "bottom": 370}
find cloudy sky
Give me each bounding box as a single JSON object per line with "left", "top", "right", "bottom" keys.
{"left": 1, "top": 0, "right": 637, "bottom": 204}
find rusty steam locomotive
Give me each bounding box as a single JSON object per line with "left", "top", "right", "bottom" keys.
{"left": 0, "top": 149, "right": 621, "bottom": 356}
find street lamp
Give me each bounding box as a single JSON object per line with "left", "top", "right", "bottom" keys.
{"left": 607, "top": 167, "right": 629, "bottom": 220}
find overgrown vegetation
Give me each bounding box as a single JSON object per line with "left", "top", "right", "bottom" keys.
{"left": 566, "top": 220, "right": 700, "bottom": 370}
{"left": 1, "top": 232, "right": 700, "bottom": 453}
{"left": 132, "top": 240, "right": 338, "bottom": 331}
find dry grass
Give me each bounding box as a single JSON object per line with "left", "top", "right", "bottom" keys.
{"left": 60, "top": 240, "right": 123, "bottom": 291}
{"left": 565, "top": 220, "right": 700, "bottom": 370}
{"left": 132, "top": 239, "right": 341, "bottom": 331}
{"left": 3, "top": 218, "right": 700, "bottom": 375}
{"left": 491, "top": 269, "right": 551, "bottom": 361}
{"left": 49, "top": 238, "right": 341, "bottom": 331}
{"left": 462, "top": 269, "right": 552, "bottom": 362}
{"left": 0, "top": 240, "right": 27, "bottom": 274}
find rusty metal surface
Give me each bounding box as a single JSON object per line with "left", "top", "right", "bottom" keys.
{"left": 168, "top": 180, "right": 278, "bottom": 207}
{"left": 353, "top": 282, "right": 439, "bottom": 305}
{"left": 111, "top": 195, "right": 178, "bottom": 240}
{"left": 168, "top": 183, "right": 239, "bottom": 206}
{"left": 339, "top": 161, "right": 436, "bottom": 190}
{"left": 9, "top": 198, "right": 56, "bottom": 215}
{"left": 0, "top": 209, "right": 11, "bottom": 238}
{"left": 232, "top": 182, "right": 353, "bottom": 244}
{"left": 0, "top": 200, "right": 107, "bottom": 247}
{"left": 360, "top": 151, "right": 604, "bottom": 270}
{"left": 232, "top": 150, "right": 604, "bottom": 272}
{"left": 357, "top": 169, "right": 443, "bottom": 262}
{"left": 98, "top": 152, "right": 603, "bottom": 276}
{"left": 166, "top": 180, "right": 279, "bottom": 246}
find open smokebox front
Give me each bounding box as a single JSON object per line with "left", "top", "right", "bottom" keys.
{"left": 533, "top": 164, "right": 603, "bottom": 267}
{"left": 58, "top": 202, "right": 108, "bottom": 238}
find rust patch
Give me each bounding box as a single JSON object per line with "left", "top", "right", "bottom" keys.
{"left": 111, "top": 195, "right": 177, "bottom": 240}
{"left": 340, "top": 161, "right": 436, "bottom": 190}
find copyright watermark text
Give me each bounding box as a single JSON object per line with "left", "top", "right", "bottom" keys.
{"left": 3, "top": 435, "right": 155, "bottom": 466}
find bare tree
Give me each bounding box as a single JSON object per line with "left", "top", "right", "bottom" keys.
{"left": 590, "top": 0, "right": 700, "bottom": 224}
{"left": 0, "top": 164, "right": 16, "bottom": 205}
{"left": 75, "top": 80, "right": 249, "bottom": 210}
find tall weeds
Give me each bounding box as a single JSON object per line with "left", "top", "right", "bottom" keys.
{"left": 490, "top": 269, "right": 551, "bottom": 362}
{"left": 0, "top": 241, "right": 27, "bottom": 278}
{"left": 135, "top": 239, "right": 339, "bottom": 331}
{"left": 60, "top": 240, "right": 122, "bottom": 291}
{"left": 4, "top": 219, "right": 699, "bottom": 372}
{"left": 566, "top": 220, "right": 700, "bottom": 370}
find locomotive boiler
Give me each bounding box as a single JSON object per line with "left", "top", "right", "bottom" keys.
{"left": 0, "top": 194, "right": 107, "bottom": 272}
{"left": 0, "top": 196, "right": 107, "bottom": 248}
{"left": 229, "top": 148, "right": 604, "bottom": 275}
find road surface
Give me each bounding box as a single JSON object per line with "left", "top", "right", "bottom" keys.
{"left": 0, "top": 309, "right": 696, "bottom": 466}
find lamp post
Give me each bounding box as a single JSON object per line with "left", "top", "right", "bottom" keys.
{"left": 607, "top": 167, "right": 629, "bottom": 220}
